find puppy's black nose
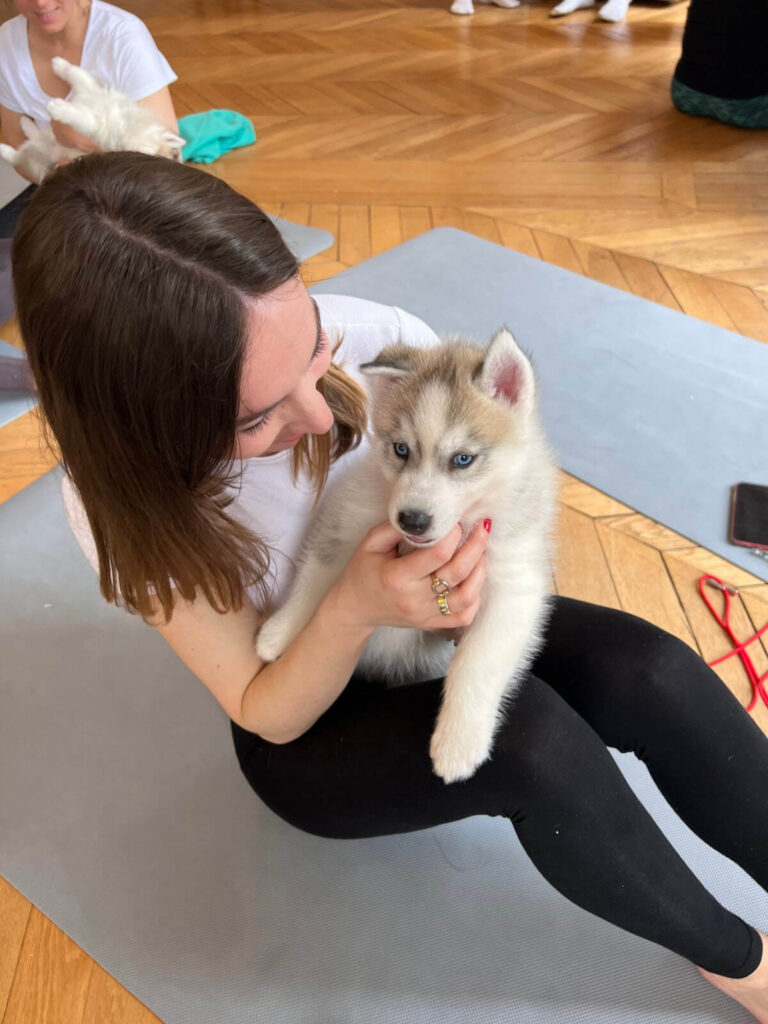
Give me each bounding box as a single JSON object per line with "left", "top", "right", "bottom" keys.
{"left": 398, "top": 509, "right": 432, "bottom": 535}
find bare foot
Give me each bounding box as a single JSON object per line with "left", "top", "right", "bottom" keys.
{"left": 698, "top": 931, "right": 768, "bottom": 1024}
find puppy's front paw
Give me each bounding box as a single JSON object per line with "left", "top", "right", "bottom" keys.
{"left": 51, "top": 56, "right": 71, "bottom": 79}
{"left": 429, "top": 707, "right": 495, "bottom": 784}
{"left": 255, "top": 612, "right": 296, "bottom": 663}
{"left": 46, "top": 98, "right": 72, "bottom": 123}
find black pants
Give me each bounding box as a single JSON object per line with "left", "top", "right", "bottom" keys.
{"left": 231, "top": 597, "right": 768, "bottom": 978}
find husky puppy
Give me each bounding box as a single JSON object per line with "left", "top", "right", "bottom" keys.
{"left": 256, "top": 329, "right": 557, "bottom": 784}
{"left": 0, "top": 58, "right": 184, "bottom": 183}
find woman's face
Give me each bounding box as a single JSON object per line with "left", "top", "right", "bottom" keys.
{"left": 13, "top": 0, "right": 80, "bottom": 33}
{"left": 235, "top": 277, "right": 334, "bottom": 459}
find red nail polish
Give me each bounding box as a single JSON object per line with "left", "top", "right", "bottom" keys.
{"left": 483, "top": 519, "right": 492, "bottom": 533}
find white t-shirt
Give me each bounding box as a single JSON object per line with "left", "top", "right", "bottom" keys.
{"left": 0, "top": 1, "right": 176, "bottom": 128}
{"left": 62, "top": 294, "right": 441, "bottom": 611}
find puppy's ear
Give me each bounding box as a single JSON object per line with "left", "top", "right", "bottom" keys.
{"left": 163, "top": 131, "right": 187, "bottom": 150}
{"left": 479, "top": 328, "right": 535, "bottom": 415}
{"left": 360, "top": 343, "right": 418, "bottom": 405}
{"left": 360, "top": 343, "right": 417, "bottom": 380}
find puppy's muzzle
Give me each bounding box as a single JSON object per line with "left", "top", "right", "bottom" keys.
{"left": 398, "top": 509, "right": 432, "bottom": 536}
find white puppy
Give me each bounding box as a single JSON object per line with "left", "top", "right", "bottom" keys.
{"left": 257, "top": 330, "right": 558, "bottom": 784}
{"left": 0, "top": 57, "right": 184, "bottom": 183}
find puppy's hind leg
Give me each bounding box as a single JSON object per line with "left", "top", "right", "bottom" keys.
{"left": 0, "top": 144, "right": 20, "bottom": 166}
{"left": 47, "top": 97, "right": 99, "bottom": 138}
{"left": 50, "top": 57, "right": 104, "bottom": 98}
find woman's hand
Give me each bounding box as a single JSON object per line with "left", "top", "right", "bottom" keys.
{"left": 330, "top": 520, "right": 490, "bottom": 633}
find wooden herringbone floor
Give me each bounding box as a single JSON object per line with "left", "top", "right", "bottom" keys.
{"left": 1, "top": 1, "right": 767, "bottom": 1021}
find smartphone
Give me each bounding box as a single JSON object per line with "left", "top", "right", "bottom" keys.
{"left": 729, "top": 483, "right": 768, "bottom": 552}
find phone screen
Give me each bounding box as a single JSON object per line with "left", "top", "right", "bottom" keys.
{"left": 730, "top": 483, "right": 768, "bottom": 551}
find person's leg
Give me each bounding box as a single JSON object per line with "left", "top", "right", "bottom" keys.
{"left": 671, "top": 0, "right": 768, "bottom": 129}
{"left": 550, "top": 0, "right": 595, "bottom": 17}
{"left": 0, "top": 185, "right": 36, "bottom": 240}
{"left": 531, "top": 596, "right": 768, "bottom": 894}
{"left": 532, "top": 596, "right": 768, "bottom": 1020}
{"left": 231, "top": 665, "right": 762, "bottom": 979}
{"left": 597, "top": 0, "right": 632, "bottom": 22}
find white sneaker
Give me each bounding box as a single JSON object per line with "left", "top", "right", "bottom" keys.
{"left": 478, "top": 0, "right": 521, "bottom": 7}
{"left": 450, "top": 0, "right": 475, "bottom": 13}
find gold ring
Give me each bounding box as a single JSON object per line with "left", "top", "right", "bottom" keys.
{"left": 431, "top": 576, "right": 451, "bottom": 596}
{"left": 436, "top": 592, "right": 452, "bottom": 616}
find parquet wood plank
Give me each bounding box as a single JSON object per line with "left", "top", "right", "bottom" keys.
{"left": 399, "top": 206, "right": 432, "bottom": 242}
{"left": 553, "top": 505, "right": 621, "bottom": 609}
{"left": 595, "top": 521, "right": 697, "bottom": 648}
{"left": 281, "top": 201, "right": 310, "bottom": 226}
{"left": 558, "top": 472, "right": 634, "bottom": 517}
{"left": 704, "top": 278, "right": 768, "bottom": 344}
{"left": 0, "top": 880, "right": 31, "bottom": 1022}
{"left": 2, "top": 910, "right": 92, "bottom": 1024}
{"left": 0, "top": 411, "right": 58, "bottom": 506}
{"left": 612, "top": 251, "right": 682, "bottom": 310}
{"left": 494, "top": 219, "right": 540, "bottom": 259}
{"left": 458, "top": 211, "right": 501, "bottom": 244}
{"left": 338, "top": 204, "right": 371, "bottom": 266}
{"left": 571, "top": 240, "right": 628, "bottom": 290}
{"left": 301, "top": 260, "right": 349, "bottom": 284}
{"left": 370, "top": 206, "right": 403, "bottom": 256}
{"left": 659, "top": 266, "right": 738, "bottom": 331}
{"left": 82, "top": 965, "right": 162, "bottom": 1024}
{"left": 308, "top": 203, "right": 340, "bottom": 261}
{"left": 661, "top": 546, "right": 768, "bottom": 591}
{"left": 599, "top": 514, "right": 693, "bottom": 552}
{"left": 661, "top": 164, "right": 697, "bottom": 209}
{"left": 532, "top": 230, "right": 582, "bottom": 275}
{"left": 430, "top": 207, "right": 466, "bottom": 231}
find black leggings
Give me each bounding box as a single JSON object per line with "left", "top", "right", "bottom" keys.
{"left": 231, "top": 597, "right": 768, "bottom": 978}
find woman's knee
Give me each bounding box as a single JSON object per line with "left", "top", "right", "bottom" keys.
{"left": 487, "top": 675, "right": 600, "bottom": 808}
{"left": 543, "top": 598, "right": 702, "bottom": 713}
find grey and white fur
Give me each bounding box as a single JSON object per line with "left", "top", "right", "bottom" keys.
{"left": 256, "top": 329, "right": 558, "bottom": 784}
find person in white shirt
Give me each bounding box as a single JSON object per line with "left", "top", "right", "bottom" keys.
{"left": 12, "top": 152, "right": 768, "bottom": 1022}
{"left": 0, "top": 0, "right": 178, "bottom": 184}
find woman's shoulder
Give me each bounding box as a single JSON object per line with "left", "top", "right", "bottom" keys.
{"left": 61, "top": 473, "right": 101, "bottom": 573}
{"left": 88, "top": 0, "right": 160, "bottom": 50}
{"left": 0, "top": 14, "right": 24, "bottom": 53}
{"left": 314, "top": 293, "right": 441, "bottom": 351}
{"left": 90, "top": 0, "right": 153, "bottom": 34}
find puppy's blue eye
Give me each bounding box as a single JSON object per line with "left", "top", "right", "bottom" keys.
{"left": 451, "top": 452, "right": 474, "bottom": 469}
{"left": 393, "top": 442, "right": 409, "bottom": 459}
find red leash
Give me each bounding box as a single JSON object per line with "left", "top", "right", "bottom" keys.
{"left": 698, "top": 574, "right": 768, "bottom": 712}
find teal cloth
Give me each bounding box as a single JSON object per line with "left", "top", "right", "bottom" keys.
{"left": 178, "top": 110, "right": 256, "bottom": 164}
{"left": 671, "top": 78, "right": 768, "bottom": 129}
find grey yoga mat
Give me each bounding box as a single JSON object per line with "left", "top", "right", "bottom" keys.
{"left": 311, "top": 228, "right": 768, "bottom": 583}
{"left": 1, "top": 466, "right": 767, "bottom": 1024}
{"left": 0, "top": 216, "right": 333, "bottom": 429}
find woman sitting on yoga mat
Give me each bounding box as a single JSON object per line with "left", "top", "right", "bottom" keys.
{"left": 12, "top": 152, "right": 768, "bottom": 1023}
{"left": 0, "top": 0, "right": 179, "bottom": 187}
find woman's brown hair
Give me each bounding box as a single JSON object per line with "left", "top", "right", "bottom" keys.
{"left": 13, "top": 152, "right": 366, "bottom": 621}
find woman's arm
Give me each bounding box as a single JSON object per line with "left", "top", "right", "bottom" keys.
{"left": 154, "top": 520, "right": 489, "bottom": 744}
{"left": 137, "top": 85, "right": 179, "bottom": 133}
